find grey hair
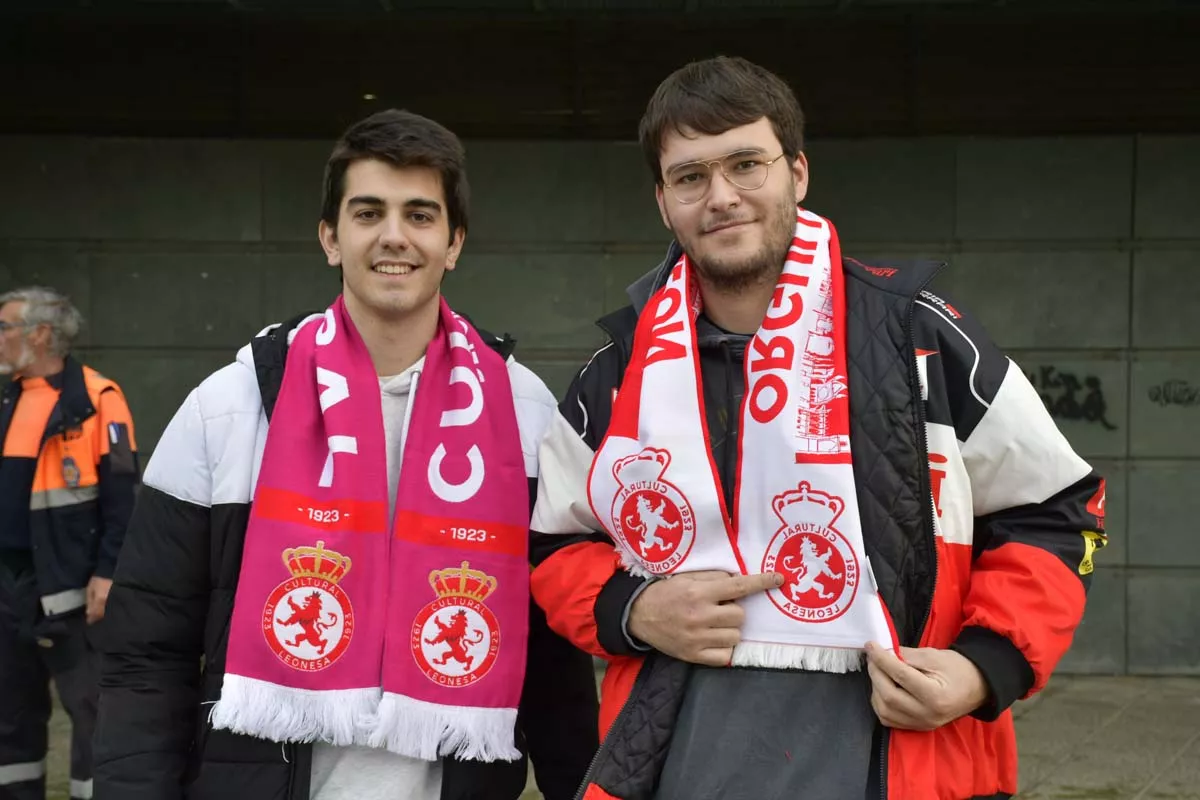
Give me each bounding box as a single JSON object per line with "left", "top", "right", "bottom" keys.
{"left": 0, "top": 286, "right": 84, "bottom": 357}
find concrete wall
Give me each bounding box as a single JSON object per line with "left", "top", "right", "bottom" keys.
{"left": 1, "top": 133, "right": 1197, "bottom": 674}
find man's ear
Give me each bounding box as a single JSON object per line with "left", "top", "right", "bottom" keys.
{"left": 792, "top": 152, "right": 810, "bottom": 204}
{"left": 319, "top": 219, "right": 341, "bottom": 268}
{"left": 445, "top": 227, "right": 466, "bottom": 273}
{"left": 655, "top": 184, "right": 672, "bottom": 231}
{"left": 28, "top": 324, "right": 52, "bottom": 352}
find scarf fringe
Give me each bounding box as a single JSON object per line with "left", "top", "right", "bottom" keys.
{"left": 616, "top": 545, "right": 654, "bottom": 579}
{"left": 211, "top": 674, "right": 380, "bottom": 746}
{"left": 367, "top": 692, "right": 521, "bottom": 763}
{"left": 731, "top": 642, "right": 864, "bottom": 673}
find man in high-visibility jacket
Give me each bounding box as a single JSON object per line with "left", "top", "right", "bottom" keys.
{"left": 0, "top": 286, "right": 139, "bottom": 800}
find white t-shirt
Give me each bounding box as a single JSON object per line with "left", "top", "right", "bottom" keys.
{"left": 310, "top": 360, "right": 444, "bottom": 800}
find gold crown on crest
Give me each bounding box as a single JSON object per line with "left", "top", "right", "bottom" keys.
{"left": 772, "top": 481, "right": 844, "bottom": 529}
{"left": 281, "top": 540, "right": 352, "bottom": 584}
{"left": 429, "top": 561, "right": 497, "bottom": 603}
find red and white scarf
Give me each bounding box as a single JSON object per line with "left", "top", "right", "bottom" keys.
{"left": 212, "top": 296, "right": 529, "bottom": 761}
{"left": 588, "top": 209, "right": 899, "bottom": 671}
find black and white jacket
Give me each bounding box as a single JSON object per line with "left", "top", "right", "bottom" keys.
{"left": 94, "top": 314, "right": 599, "bottom": 800}
{"left": 528, "top": 251, "right": 1105, "bottom": 800}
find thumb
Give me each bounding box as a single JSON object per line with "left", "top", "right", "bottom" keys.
{"left": 898, "top": 646, "right": 942, "bottom": 671}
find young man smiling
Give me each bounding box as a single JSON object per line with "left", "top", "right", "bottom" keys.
{"left": 530, "top": 57, "right": 1106, "bottom": 799}
{"left": 93, "top": 109, "right": 598, "bottom": 800}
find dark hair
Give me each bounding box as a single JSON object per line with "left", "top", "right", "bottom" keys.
{"left": 638, "top": 56, "right": 805, "bottom": 184}
{"left": 321, "top": 109, "right": 469, "bottom": 240}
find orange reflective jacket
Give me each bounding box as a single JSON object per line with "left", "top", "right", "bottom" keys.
{"left": 0, "top": 356, "right": 139, "bottom": 616}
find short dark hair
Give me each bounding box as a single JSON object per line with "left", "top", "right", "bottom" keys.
{"left": 638, "top": 56, "right": 805, "bottom": 184}
{"left": 321, "top": 109, "right": 470, "bottom": 240}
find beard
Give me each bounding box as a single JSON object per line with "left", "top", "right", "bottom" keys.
{"left": 0, "top": 341, "right": 34, "bottom": 376}
{"left": 683, "top": 194, "right": 797, "bottom": 293}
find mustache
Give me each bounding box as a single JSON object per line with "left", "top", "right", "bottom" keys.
{"left": 703, "top": 215, "right": 754, "bottom": 233}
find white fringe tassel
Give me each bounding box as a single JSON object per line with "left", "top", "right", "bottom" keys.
{"left": 210, "top": 674, "right": 380, "bottom": 746}
{"left": 615, "top": 545, "right": 654, "bottom": 579}
{"left": 366, "top": 692, "right": 521, "bottom": 763}
{"left": 731, "top": 642, "right": 864, "bottom": 673}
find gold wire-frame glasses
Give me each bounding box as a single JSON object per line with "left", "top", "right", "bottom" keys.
{"left": 663, "top": 151, "right": 789, "bottom": 204}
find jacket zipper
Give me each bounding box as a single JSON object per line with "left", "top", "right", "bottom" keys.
{"left": 572, "top": 654, "right": 656, "bottom": 800}
{"left": 286, "top": 742, "right": 298, "bottom": 799}
{"left": 879, "top": 269, "right": 944, "bottom": 800}
{"left": 910, "top": 270, "right": 942, "bottom": 663}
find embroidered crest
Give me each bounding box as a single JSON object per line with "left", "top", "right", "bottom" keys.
{"left": 762, "top": 482, "right": 859, "bottom": 622}
{"left": 610, "top": 448, "right": 696, "bottom": 574}
{"left": 262, "top": 540, "right": 354, "bottom": 671}
{"left": 61, "top": 456, "right": 81, "bottom": 489}
{"left": 411, "top": 562, "right": 501, "bottom": 687}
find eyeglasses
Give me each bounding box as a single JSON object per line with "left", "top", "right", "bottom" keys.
{"left": 0, "top": 321, "right": 33, "bottom": 334}
{"left": 664, "top": 151, "right": 789, "bottom": 205}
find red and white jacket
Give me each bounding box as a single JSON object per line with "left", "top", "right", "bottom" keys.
{"left": 530, "top": 253, "right": 1106, "bottom": 800}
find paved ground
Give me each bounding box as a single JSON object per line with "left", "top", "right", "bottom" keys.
{"left": 1013, "top": 676, "right": 1200, "bottom": 799}
{"left": 46, "top": 676, "right": 1200, "bottom": 799}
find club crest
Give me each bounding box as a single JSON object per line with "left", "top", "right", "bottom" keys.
{"left": 262, "top": 540, "right": 354, "bottom": 671}
{"left": 411, "top": 561, "right": 501, "bottom": 687}
{"left": 762, "top": 482, "right": 859, "bottom": 623}
{"left": 610, "top": 448, "right": 696, "bottom": 574}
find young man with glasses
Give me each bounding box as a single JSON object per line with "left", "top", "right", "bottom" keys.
{"left": 530, "top": 56, "right": 1106, "bottom": 799}
{"left": 0, "top": 287, "right": 139, "bottom": 800}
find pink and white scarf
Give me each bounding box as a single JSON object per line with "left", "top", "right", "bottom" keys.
{"left": 212, "top": 296, "right": 529, "bottom": 761}
{"left": 588, "top": 208, "right": 899, "bottom": 671}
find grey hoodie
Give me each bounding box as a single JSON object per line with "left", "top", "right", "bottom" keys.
{"left": 623, "top": 246, "right": 878, "bottom": 800}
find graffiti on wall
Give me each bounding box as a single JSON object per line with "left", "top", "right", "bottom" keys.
{"left": 1148, "top": 379, "right": 1200, "bottom": 408}
{"left": 1026, "top": 366, "right": 1118, "bottom": 430}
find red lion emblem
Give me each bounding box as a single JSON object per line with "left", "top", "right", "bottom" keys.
{"left": 276, "top": 591, "right": 339, "bottom": 655}
{"left": 423, "top": 609, "right": 485, "bottom": 669}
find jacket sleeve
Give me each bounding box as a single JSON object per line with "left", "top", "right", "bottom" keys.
{"left": 92, "top": 385, "right": 141, "bottom": 579}
{"left": 914, "top": 289, "right": 1105, "bottom": 720}
{"left": 94, "top": 389, "right": 212, "bottom": 800}
{"left": 509, "top": 360, "right": 601, "bottom": 800}
{"left": 520, "top": 586, "right": 600, "bottom": 800}
{"left": 530, "top": 342, "right": 651, "bottom": 659}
